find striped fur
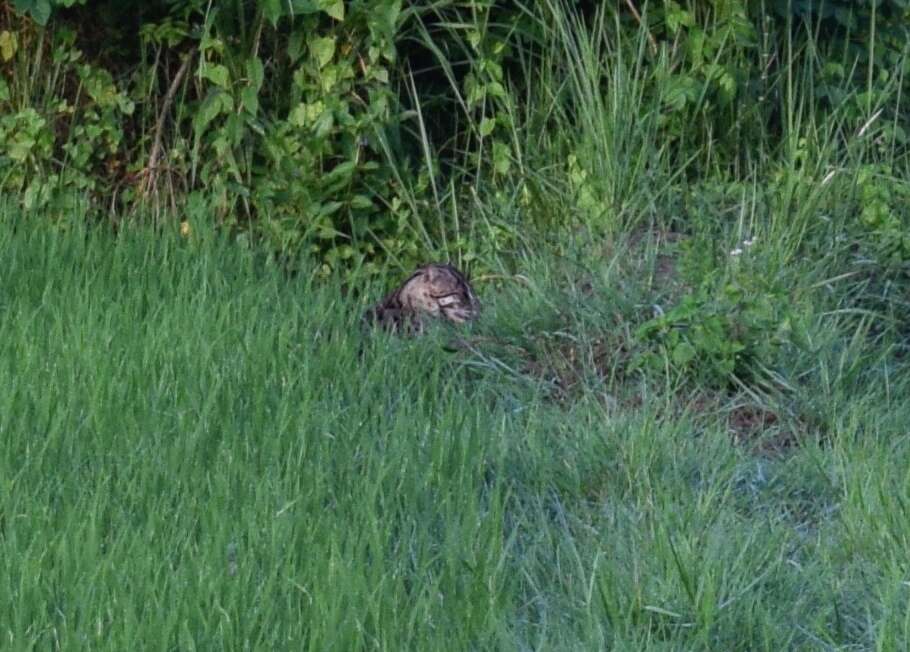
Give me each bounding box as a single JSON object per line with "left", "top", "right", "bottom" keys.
{"left": 363, "top": 263, "right": 480, "bottom": 334}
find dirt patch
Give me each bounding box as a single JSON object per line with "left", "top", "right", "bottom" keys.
{"left": 671, "top": 392, "right": 802, "bottom": 456}
{"left": 727, "top": 404, "right": 798, "bottom": 456}
{"left": 516, "top": 327, "right": 635, "bottom": 405}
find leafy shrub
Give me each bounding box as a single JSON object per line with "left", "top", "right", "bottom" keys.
{"left": 0, "top": 0, "right": 423, "bottom": 272}
{"left": 634, "top": 271, "right": 799, "bottom": 389}
{"left": 186, "top": 1, "right": 408, "bottom": 273}
{"left": 853, "top": 164, "right": 910, "bottom": 268}
{"left": 0, "top": 19, "right": 134, "bottom": 213}
{"left": 1, "top": 0, "right": 908, "bottom": 276}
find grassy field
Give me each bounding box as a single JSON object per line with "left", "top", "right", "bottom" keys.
{"left": 1, "top": 209, "right": 909, "bottom": 650}
{"left": 2, "top": 0, "right": 910, "bottom": 648}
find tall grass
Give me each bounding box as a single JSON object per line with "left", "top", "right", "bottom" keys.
{"left": 2, "top": 207, "right": 910, "bottom": 649}
{"left": 3, "top": 1, "right": 910, "bottom": 649}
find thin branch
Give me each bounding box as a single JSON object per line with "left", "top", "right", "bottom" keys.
{"left": 141, "top": 50, "right": 194, "bottom": 197}
{"left": 623, "top": 0, "right": 658, "bottom": 55}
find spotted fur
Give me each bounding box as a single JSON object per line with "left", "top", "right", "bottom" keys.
{"left": 363, "top": 263, "right": 480, "bottom": 334}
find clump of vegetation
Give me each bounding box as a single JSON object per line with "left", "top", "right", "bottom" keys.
{"left": 3, "top": 0, "right": 910, "bottom": 647}
{"left": 2, "top": 0, "right": 908, "bottom": 274}
{"left": 634, "top": 272, "right": 797, "bottom": 389}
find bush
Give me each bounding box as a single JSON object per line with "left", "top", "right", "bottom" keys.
{"left": 1, "top": 0, "right": 908, "bottom": 275}
{"left": 634, "top": 270, "right": 800, "bottom": 389}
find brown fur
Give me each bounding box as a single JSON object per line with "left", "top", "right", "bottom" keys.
{"left": 363, "top": 263, "right": 480, "bottom": 334}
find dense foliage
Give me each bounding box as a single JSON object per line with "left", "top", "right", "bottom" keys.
{"left": 2, "top": 0, "right": 907, "bottom": 274}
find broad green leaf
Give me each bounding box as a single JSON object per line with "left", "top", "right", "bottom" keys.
{"left": 322, "top": 0, "right": 344, "bottom": 21}
{"left": 13, "top": 0, "right": 52, "bottom": 26}
{"left": 23, "top": 182, "right": 42, "bottom": 210}
{"left": 320, "top": 64, "right": 339, "bottom": 92}
{"left": 465, "top": 75, "right": 483, "bottom": 106}
{"left": 201, "top": 64, "right": 230, "bottom": 89}
{"left": 116, "top": 95, "right": 136, "bottom": 115}
{"left": 324, "top": 160, "right": 357, "bottom": 186}
{"left": 665, "top": 2, "right": 695, "bottom": 34}
{"left": 246, "top": 56, "right": 264, "bottom": 92}
{"left": 310, "top": 36, "right": 335, "bottom": 69}
{"left": 261, "top": 0, "right": 282, "bottom": 26}
{"left": 349, "top": 195, "right": 373, "bottom": 210}
{"left": 289, "top": 103, "right": 308, "bottom": 127}
{"left": 479, "top": 117, "right": 495, "bottom": 137}
{"left": 487, "top": 81, "right": 506, "bottom": 99}
{"left": 0, "top": 31, "right": 18, "bottom": 62}
{"left": 194, "top": 90, "right": 227, "bottom": 137}
{"left": 289, "top": 0, "right": 321, "bottom": 13}
{"left": 245, "top": 115, "right": 266, "bottom": 136}
{"left": 317, "top": 201, "right": 344, "bottom": 217}
{"left": 9, "top": 136, "right": 36, "bottom": 162}
{"left": 241, "top": 86, "right": 259, "bottom": 116}
{"left": 368, "top": 1, "right": 402, "bottom": 42}
{"left": 314, "top": 107, "right": 333, "bottom": 136}
{"left": 218, "top": 93, "right": 234, "bottom": 113}
{"left": 287, "top": 31, "right": 305, "bottom": 63}
{"left": 672, "top": 342, "right": 696, "bottom": 366}
{"left": 289, "top": 101, "right": 324, "bottom": 127}
{"left": 664, "top": 76, "right": 698, "bottom": 110}
{"left": 371, "top": 66, "right": 389, "bottom": 83}
{"left": 492, "top": 141, "right": 511, "bottom": 175}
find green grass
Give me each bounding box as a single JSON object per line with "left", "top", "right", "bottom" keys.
{"left": 2, "top": 4, "right": 909, "bottom": 649}
{"left": 2, "top": 213, "right": 909, "bottom": 650}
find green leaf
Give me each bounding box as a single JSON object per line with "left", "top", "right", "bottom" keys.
{"left": 9, "top": 136, "right": 36, "bottom": 162}
{"left": 313, "top": 109, "right": 334, "bottom": 137}
{"left": 665, "top": 2, "right": 695, "bottom": 34}
{"left": 487, "top": 81, "right": 506, "bottom": 99}
{"left": 246, "top": 57, "right": 264, "bottom": 92}
{"left": 368, "top": 1, "right": 402, "bottom": 40}
{"left": 241, "top": 86, "right": 259, "bottom": 116}
{"left": 289, "top": 0, "right": 321, "bottom": 14}
{"left": 317, "top": 201, "right": 344, "bottom": 217}
{"left": 323, "top": 160, "right": 357, "bottom": 188}
{"left": 492, "top": 141, "right": 511, "bottom": 175}
{"left": 288, "top": 103, "right": 308, "bottom": 127}
{"left": 322, "top": 0, "right": 344, "bottom": 21}
{"left": 261, "top": 0, "right": 282, "bottom": 26}
{"left": 13, "top": 0, "right": 52, "bottom": 26}
{"left": 194, "top": 90, "right": 227, "bottom": 137}
{"left": 479, "top": 117, "right": 495, "bottom": 137}
{"left": 117, "top": 95, "right": 136, "bottom": 115}
{"left": 0, "top": 30, "right": 18, "bottom": 62}
{"left": 349, "top": 194, "right": 374, "bottom": 210}
{"left": 289, "top": 101, "right": 324, "bottom": 128}
{"left": 671, "top": 342, "right": 697, "bottom": 366}
{"left": 288, "top": 30, "right": 305, "bottom": 63}
{"left": 310, "top": 36, "right": 335, "bottom": 69}
{"left": 371, "top": 66, "right": 389, "bottom": 83}
{"left": 664, "top": 76, "right": 698, "bottom": 110}
{"left": 201, "top": 64, "right": 230, "bottom": 89}
{"left": 245, "top": 115, "right": 266, "bottom": 136}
